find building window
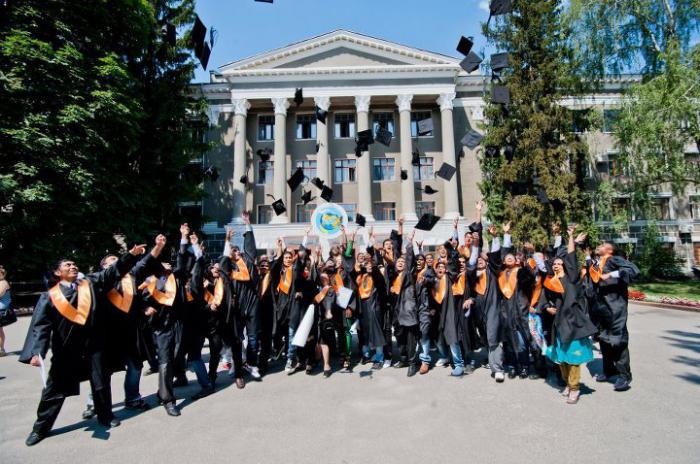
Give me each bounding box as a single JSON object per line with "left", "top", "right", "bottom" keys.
{"left": 334, "top": 113, "right": 356, "bottom": 139}
{"left": 603, "top": 153, "right": 628, "bottom": 177}
{"left": 603, "top": 109, "right": 620, "bottom": 133}
{"left": 571, "top": 109, "right": 591, "bottom": 133}
{"left": 610, "top": 198, "right": 632, "bottom": 221}
{"left": 339, "top": 203, "right": 357, "bottom": 222}
{"left": 258, "top": 160, "right": 274, "bottom": 185}
{"left": 296, "top": 203, "right": 315, "bottom": 223}
{"left": 334, "top": 159, "right": 356, "bottom": 183}
{"left": 374, "top": 202, "right": 396, "bottom": 221}
{"left": 295, "top": 160, "right": 317, "bottom": 180}
{"left": 690, "top": 195, "right": 700, "bottom": 220}
{"left": 413, "top": 156, "right": 434, "bottom": 180}
{"left": 257, "top": 205, "right": 273, "bottom": 224}
{"left": 415, "top": 201, "right": 435, "bottom": 217}
{"left": 650, "top": 197, "right": 672, "bottom": 221}
{"left": 372, "top": 158, "right": 395, "bottom": 181}
{"left": 258, "top": 115, "right": 274, "bottom": 141}
{"left": 372, "top": 112, "right": 395, "bottom": 135}
{"left": 296, "top": 114, "right": 317, "bottom": 140}
{"left": 410, "top": 111, "right": 433, "bottom": 137}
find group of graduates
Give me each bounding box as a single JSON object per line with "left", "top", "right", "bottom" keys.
{"left": 18, "top": 202, "right": 640, "bottom": 447}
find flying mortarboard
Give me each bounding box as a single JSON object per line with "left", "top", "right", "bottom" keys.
{"left": 239, "top": 175, "right": 248, "bottom": 185}
{"left": 315, "top": 106, "right": 327, "bottom": 124}
{"left": 417, "top": 118, "right": 433, "bottom": 136}
{"left": 190, "top": 15, "right": 207, "bottom": 58}
{"left": 315, "top": 143, "right": 320, "bottom": 153}
{"left": 254, "top": 0, "right": 274, "bottom": 3}
{"left": 400, "top": 169, "right": 408, "bottom": 181}
{"left": 266, "top": 194, "right": 286, "bottom": 216}
{"left": 311, "top": 177, "right": 325, "bottom": 190}
{"left": 492, "top": 85, "right": 510, "bottom": 105}
{"left": 287, "top": 167, "right": 305, "bottom": 192}
{"left": 375, "top": 127, "right": 393, "bottom": 147}
{"left": 415, "top": 213, "right": 440, "bottom": 231}
{"left": 357, "top": 129, "right": 374, "bottom": 145}
{"left": 490, "top": 52, "right": 510, "bottom": 71}
{"left": 490, "top": 0, "right": 513, "bottom": 16}
{"left": 436, "top": 162, "right": 457, "bottom": 181}
{"left": 411, "top": 150, "right": 421, "bottom": 166}
{"left": 294, "top": 88, "right": 303, "bottom": 107}
{"left": 461, "top": 130, "right": 483, "bottom": 149}
{"left": 355, "top": 213, "right": 367, "bottom": 227}
{"left": 256, "top": 148, "right": 272, "bottom": 161}
{"left": 199, "top": 42, "right": 211, "bottom": 70}
{"left": 320, "top": 186, "right": 334, "bottom": 202}
{"left": 456, "top": 36, "right": 474, "bottom": 56}
{"left": 417, "top": 185, "right": 439, "bottom": 195}
{"left": 460, "top": 52, "right": 483, "bottom": 73}
{"left": 301, "top": 189, "right": 315, "bottom": 205}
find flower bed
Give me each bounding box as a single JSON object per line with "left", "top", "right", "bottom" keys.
{"left": 629, "top": 290, "right": 700, "bottom": 309}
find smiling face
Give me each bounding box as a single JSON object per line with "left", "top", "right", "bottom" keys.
{"left": 282, "top": 251, "right": 293, "bottom": 267}
{"left": 552, "top": 258, "right": 564, "bottom": 275}
{"left": 477, "top": 256, "right": 487, "bottom": 270}
{"left": 258, "top": 258, "right": 269, "bottom": 275}
{"left": 426, "top": 253, "right": 434, "bottom": 267}
{"left": 504, "top": 253, "right": 516, "bottom": 268}
{"left": 210, "top": 262, "right": 221, "bottom": 279}
{"left": 231, "top": 246, "right": 241, "bottom": 261}
{"left": 458, "top": 256, "right": 466, "bottom": 273}
{"left": 396, "top": 256, "right": 405, "bottom": 272}
{"left": 54, "top": 260, "right": 79, "bottom": 282}
{"left": 333, "top": 255, "right": 343, "bottom": 268}
{"left": 416, "top": 255, "right": 425, "bottom": 271}
{"left": 435, "top": 261, "right": 446, "bottom": 278}
{"left": 438, "top": 245, "right": 447, "bottom": 258}
{"left": 383, "top": 239, "right": 393, "bottom": 254}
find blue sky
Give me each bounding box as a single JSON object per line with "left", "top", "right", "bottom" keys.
{"left": 191, "top": 0, "right": 493, "bottom": 82}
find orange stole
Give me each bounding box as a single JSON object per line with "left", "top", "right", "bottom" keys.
{"left": 356, "top": 274, "right": 374, "bottom": 300}
{"left": 49, "top": 280, "right": 92, "bottom": 325}
{"left": 314, "top": 286, "right": 330, "bottom": 304}
{"left": 544, "top": 275, "right": 565, "bottom": 294}
{"left": 107, "top": 275, "right": 135, "bottom": 314}
{"left": 452, "top": 273, "right": 466, "bottom": 296}
{"left": 530, "top": 277, "right": 543, "bottom": 307}
{"left": 259, "top": 273, "right": 271, "bottom": 297}
{"left": 277, "top": 267, "right": 292, "bottom": 294}
{"left": 589, "top": 256, "right": 609, "bottom": 283}
{"left": 432, "top": 275, "right": 447, "bottom": 304}
{"left": 458, "top": 245, "right": 471, "bottom": 258}
{"left": 390, "top": 273, "right": 403, "bottom": 295}
{"left": 205, "top": 277, "right": 224, "bottom": 306}
{"left": 475, "top": 272, "right": 487, "bottom": 296}
{"left": 498, "top": 268, "right": 519, "bottom": 299}
{"left": 145, "top": 274, "right": 177, "bottom": 307}
{"left": 230, "top": 258, "right": 251, "bottom": 282}
{"left": 332, "top": 273, "right": 344, "bottom": 292}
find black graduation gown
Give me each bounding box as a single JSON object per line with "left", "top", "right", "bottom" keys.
{"left": 590, "top": 255, "right": 639, "bottom": 346}
{"left": 352, "top": 262, "right": 387, "bottom": 348}
{"left": 270, "top": 249, "right": 307, "bottom": 334}
{"left": 191, "top": 255, "right": 235, "bottom": 340}
{"left": 472, "top": 249, "right": 503, "bottom": 349}
{"left": 228, "top": 230, "right": 260, "bottom": 335}
{"left": 388, "top": 243, "right": 418, "bottom": 327}
{"left": 18, "top": 254, "right": 136, "bottom": 397}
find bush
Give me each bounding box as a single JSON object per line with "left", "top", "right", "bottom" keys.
{"left": 634, "top": 224, "right": 685, "bottom": 280}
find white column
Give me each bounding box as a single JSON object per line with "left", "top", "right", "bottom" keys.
{"left": 270, "top": 97, "right": 290, "bottom": 224}
{"left": 231, "top": 97, "right": 251, "bottom": 224}
{"left": 355, "top": 95, "right": 375, "bottom": 221}
{"left": 396, "top": 94, "right": 417, "bottom": 221}
{"left": 437, "top": 92, "right": 460, "bottom": 219}
{"left": 314, "top": 96, "right": 331, "bottom": 197}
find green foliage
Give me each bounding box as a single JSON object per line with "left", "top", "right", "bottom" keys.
{"left": 480, "top": 0, "right": 593, "bottom": 248}
{"left": 0, "top": 0, "right": 208, "bottom": 278}
{"left": 634, "top": 223, "right": 685, "bottom": 280}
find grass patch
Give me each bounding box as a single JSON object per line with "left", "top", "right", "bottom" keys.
{"left": 631, "top": 280, "right": 700, "bottom": 300}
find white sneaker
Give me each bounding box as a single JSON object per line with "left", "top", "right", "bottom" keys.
{"left": 435, "top": 358, "right": 449, "bottom": 368}
{"left": 243, "top": 364, "right": 261, "bottom": 380}
{"left": 382, "top": 359, "right": 392, "bottom": 369}
{"left": 285, "top": 360, "right": 295, "bottom": 375}
{"left": 495, "top": 372, "right": 505, "bottom": 383}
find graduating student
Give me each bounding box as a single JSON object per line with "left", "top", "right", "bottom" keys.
{"left": 543, "top": 225, "right": 598, "bottom": 404}
{"left": 315, "top": 263, "right": 345, "bottom": 377}
{"left": 336, "top": 226, "right": 361, "bottom": 370}
{"left": 19, "top": 243, "right": 147, "bottom": 446}
{"left": 141, "top": 224, "right": 193, "bottom": 417}
{"left": 589, "top": 241, "right": 640, "bottom": 391}
{"left": 257, "top": 255, "right": 274, "bottom": 373}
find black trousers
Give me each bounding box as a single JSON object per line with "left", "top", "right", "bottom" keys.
{"left": 208, "top": 331, "right": 243, "bottom": 380}
{"left": 395, "top": 324, "right": 420, "bottom": 366}
{"left": 599, "top": 340, "right": 632, "bottom": 381}
{"left": 154, "top": 322, "right": 184, "bottom": 405}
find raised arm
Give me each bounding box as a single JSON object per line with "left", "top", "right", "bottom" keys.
{"left": 242, "top": 211, "right": 258, "bottom": 263}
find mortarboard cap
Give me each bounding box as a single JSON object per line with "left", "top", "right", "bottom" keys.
{"left": 239, "top": 175, "right": 248, "bottom": 185}
{"left": 468, "top": 222, "right": 482, "bottom": 233}
{"left": 375, "top": 127, "right": 393, "bottom": 147}
{"left": 357, "top": 129, "right": 374, "bottom": 144}
{"left": 436, "top": 162, "right": 457, "bottom": 181}
{"left": 461, "top": 130, "right": 483, "bottom": 149}
{"left": 550, "top": 198, "right": 565, "bottom": 212}
{"left": 415, "top": 213, "right": 440, "bottom": 231}
{"left": 417, "top": 118, "right": 433, "bottom": 136}
{"left": 301, "top": 189, "right": 315, "bottom": 205}
{"left": 162, "top": 23, "right": 176, "bottom": 47}
{"left": 485, "top": 145, "right": 499, "bottom": 158}
{"left": 503, "top": 144, "right": 515, "bottom": 161}
{"left": 456, "top": 36, "right": 474, "bottom": 56}
{"left": 490, "top": 52, "right": 509, "bottom": 71}
{"left": 287, "top": 167, "right": 305, "bottom": 192}
{"left": 492, "top": 85, "right": 510, "bottom": 104}
{"left": 490, "top": 0, "right": 512, "bottom": 16}
{"left": 271, "top": 199, "right": 286, "bottom": 216}
{"left": 355, "top": 213, "right": 367, "bottom": 227}
{"left": 199, "top": 42, "right": 211, "bottom": 70}
{"left": 412, "top": 150, "right": 421, "bottom": 166}
{"left": 505, "top": 180, "right": 528, "bottom": 196}
{"left": 311, "top": 177, "right": 325, "bottom": 190}
{"left": 191, "top": 15, "right": 207, "bottom": 58}
{"left": 354, "top": 143, "right": 365, "bottom": 158}
{"left": 294, "top": 88, "right": 303, "bottom": 107}
{"left": 315, "top": 106, "right": 327, "bottom": 124}
{"left": 460, "top": 51, "right": 483, "bottom": 73}
{"left": 400, "top": 169, "right": 408, "bottom": 180}
{"left": 256, "top": 148, "right": 272, "bottom": 161}
{"left": 419, "top": 185, "right": 439, "bottom": 195}
{"left": 320, "top": 186, "right": 334, "bottom": 202}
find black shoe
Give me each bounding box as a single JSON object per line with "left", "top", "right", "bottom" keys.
{"left": 614, "top": 377, "right": 631, "bottom": 392}
{"left": 192, "top": 386, "right": 215, "bottom": 400}
{"left": 519, "top": 368, "right": 528, "bottom": 379}
{"left": 323, "top": 369, "right": 332, "bottom": 378}
{"left": 98, "top": 418, "right": 121, "bottom": 428}
{"left": 143, "top": 367, "right": 157, "bottom": 376}
{"left": 371, "top": 361, "right": 383, "bottom": 370}
{"left": 164, "top": 403, "right": 180, "bottom": 417}
{"left": 507, "top": 369, "right": 517, "bottom": 379}
{"left": 173, "top": 376, "right": 188, "bottom": 387}
{"left": 528, "top": 371, "right": 540, "bottom": 380}
{"left": 361, "top": 356, "right": 371, "bottom": 365}
{"left": 393, "top": 360, "right": 409, "bottom": 369}
{"left": 25, "top": 432, "right": 45, "bottom": 447}
{"left": 125, "top": 399, "right": 150, "bottom": 411}
{"left": 407, "top": 365, "right": 418, "bottom": 377}
{"left": 82, "top": 405, "right": 95, "bottom": 420}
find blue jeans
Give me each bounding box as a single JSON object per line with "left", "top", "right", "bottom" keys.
{"left": 124, "top": 358, "right": 142, "bottom": 403}
{"left": 362, "top": 345, "right": 384, "bottom": 362}
{"left": 419, "top": 336, "right": 448, "bottom": 364}
{"left": 445, "top": 342, "right": 464, "bottom": 368}
{"left": 189, "top": 359, "right": 211, "bottom": 388}
{"left": 287, "top": 325, "right": 298, "bottom": 362}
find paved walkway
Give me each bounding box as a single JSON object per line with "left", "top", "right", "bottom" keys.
{"left": 0, "top": 303, "right": 698, "bottom": 463}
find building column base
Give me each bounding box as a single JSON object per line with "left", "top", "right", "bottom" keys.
{"left": 361, "top": 214, "right": 376, "bottom": 223}
{"left": 401, "top": 213, "right": 419, "bottom": 222}
{"left": 269, "top": 215, "right": 290, "bottom": 225}
{"left": 443, "top": 211, "right": 461, "bottom": 220}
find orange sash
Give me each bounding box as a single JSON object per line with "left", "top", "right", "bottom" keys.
{"left": 452, "top": 273, "right": 466, "bottom": 296}
{"left": 417, "top": 268, "right": 427, "bottom": 284}
{"left": 107, "top": 275, "right": 135, "bottom": 314}
{"left": 314, "top": 286, "right": 330, "bottom": 304}
{"left": 384, "top": 250, "right": 394, "bottom": 265}
{"left": 526, "top": 258, "right": 536, "bottom": 270}
{"left": 475, "top": 271, "right": 487, "bottom": 295}
{"left": 49, "top": 280, "right": 92, "bottom": 325}
{"left": 205, "top": 277, "right": 224, "bottom": 306}
{"left": 530, "top": 276, "right": 543, "bottom": 307}
{"left": 332, "top": 273, "right": 344, "bottom": 293}
{"left": 230, "top": 258, "right": 251, "bottom": 282}
{"left": 277, "top": 267, "right": 292, "bottom": 294}
{"left": 259, "top": 273, "right": 271, "bottom": 297}
{"left": 432, "top": 275, "right": 447, "bottom": 304}
{"left": 589, "top": 256, "right": 609, "bottom": 283}
{"left": 390, "top": 273, "right": 403, "bottom": 295}
{"left": 356, "top": 274, "right": 374, "bottom": 300}
{"left": 498, "top": 268, "right": 519, "bottom": 300}
{"left": 458, "top": 245, "right": 471, "bottom": 258}
{"left": 145, "top": 274, "right": 177, "bottom": 307}
{"left": 544, "top": 275, "right": 565, "bottom": 294}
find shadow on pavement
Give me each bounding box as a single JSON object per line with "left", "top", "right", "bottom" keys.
{"left": 663, "top": 329, "right": 700, "bottom": 386}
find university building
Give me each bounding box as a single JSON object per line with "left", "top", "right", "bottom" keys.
{"left": 190, "top": 30, "right": 700, "bottom": 272}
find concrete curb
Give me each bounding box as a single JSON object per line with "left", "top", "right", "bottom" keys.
{"left": 630, "top": 300, "right": 700, "bottom": 313}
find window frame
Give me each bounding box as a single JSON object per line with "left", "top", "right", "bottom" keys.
{"left": 295, "top": 113, "right": 317, "bottom": 140}
{"left": 257, "top": 204, "right": 274, "bottom": 224}
{"left": 372, "top": 157, "right": 396, "bottom": 183}
{"left": 257, "top": 160, "right": 274, "bottom": 186}
{"left": 257, "top": 114, "right": 275, "bottom": 142}
{"left": 295, "top": 159, "right": 317, "bottom": 181}
{"left": 373, "top": 201, "right": 397, "bottom": 221}
{"left": 333, "top": 112, "right": 357, "bottom": 139}
{"left": 334, "top": 158, "right": 357, "bottom": 184}
{"left": 413, "top": 156, "right": 434, "bottom": 180}
{"left": 372, "top": 111, "right": 396, "bottom": 138}
{"left": 295, "top": 203, "right": 316, "bottom": 223}
{"left": 410, "top": 111, "right": 434, "bottom": 138}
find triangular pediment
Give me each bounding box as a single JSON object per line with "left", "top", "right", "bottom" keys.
{"left": 219, "top": 30, "right": 460, "bottom": 73}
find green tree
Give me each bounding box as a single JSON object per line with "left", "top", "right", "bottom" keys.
{"left": 480, "top": 0, "right": 592, "bottom": 246}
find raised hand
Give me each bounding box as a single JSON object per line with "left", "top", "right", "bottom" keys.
{"left": 242, "top": 210, "right": 251, "bottom": 225}
{"left": 189, "top": 233, "right": 199, "bottom": 246}
{"left": 452, "top": 217, "right": 459, "bottom": 229}
{"left": 180, "top": 223, "right": 190, "bottom": 238}
{"left": 575, "top": 232, "right": 587, "bottom": 243}
{"left": 567, "top": 224, "right": 577, "bottom": 236}
{"left": 487, "top": 224, "right": 497, "bottom": 236}
{"left": 407, "top": 229, "right": 415, "bottom": 243}
{"left": 476, "top": 200, "right": 484, "bottom": 212}
{"left": 129, "top": 244, "right": 147, "bottom": 256}
{"left": 502, "top": 221, "right": 512, "bottom": 234}
{"left": 225, "top": 226, "right": 233, "bottom": 242}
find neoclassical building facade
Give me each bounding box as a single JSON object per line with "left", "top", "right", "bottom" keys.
{"left": 191, "top": 30, "right": 700, "bottom": 271}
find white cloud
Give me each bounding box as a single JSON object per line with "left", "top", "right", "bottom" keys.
{"left": 478, "top": 1, "right": 489, "bottom": 12}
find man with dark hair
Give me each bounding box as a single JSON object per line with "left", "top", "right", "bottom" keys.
{"left": 19, "top": 242, "right": 150, "bottom": 446}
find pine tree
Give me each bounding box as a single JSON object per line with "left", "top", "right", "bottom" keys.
{"left": 480, "top": 0, "right": 592, "bottom": 246}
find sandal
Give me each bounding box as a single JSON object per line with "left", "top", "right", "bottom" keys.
{"left": 567, "top": 390, "right": 580, "bottom": 404}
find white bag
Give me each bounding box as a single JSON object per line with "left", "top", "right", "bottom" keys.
{"left": 292, "top": 304, "right": 316, "bottom": 347}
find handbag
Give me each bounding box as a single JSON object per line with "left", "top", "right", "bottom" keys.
{"left": 0, "top": 303, "right": 17, "bottom": 326}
